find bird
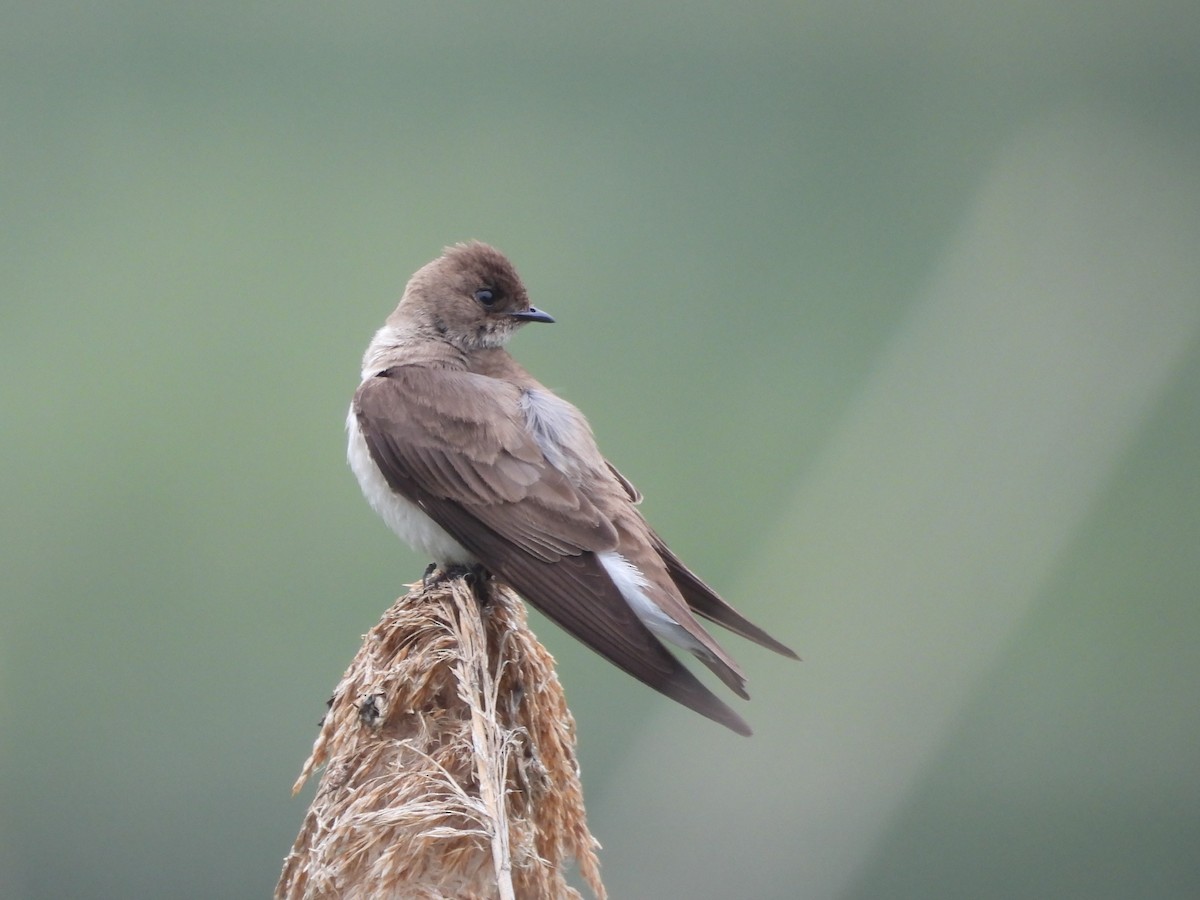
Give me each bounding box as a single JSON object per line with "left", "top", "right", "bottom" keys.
{"left": 347, "top": 241, "right": 797, "bottom": 734}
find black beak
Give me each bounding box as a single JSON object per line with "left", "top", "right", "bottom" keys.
{"left": 509, "top": 306, "right": 555, "bottom": 324}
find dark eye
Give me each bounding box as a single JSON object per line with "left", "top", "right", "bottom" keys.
{"left": 474, "top": 288, "right": 497, "bottom": 307}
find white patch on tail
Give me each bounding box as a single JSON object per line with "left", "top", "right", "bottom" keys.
{"left": 597, "top": 551, "right": 706, "bottom": 656}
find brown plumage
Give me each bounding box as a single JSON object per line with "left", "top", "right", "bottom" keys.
{"left": 348, "top": 241, "right": 797, "bottom": 735}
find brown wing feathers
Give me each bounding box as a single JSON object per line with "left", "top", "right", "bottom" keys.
{"left": 421, "top": 496, "right": 752, "bottom": 736}
{"left": 356, "top": 367, "right": 752, "bottom": 734}
{"left": 652, "top": 533, "right": 799, "bottom": 660}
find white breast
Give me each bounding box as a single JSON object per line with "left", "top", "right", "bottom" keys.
{"left": 346, "top": 405, "right": 475, "bottom": 565}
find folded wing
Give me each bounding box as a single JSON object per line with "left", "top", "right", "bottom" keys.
{"left": 354, "top": 366, "right": 752, "bottom": 734}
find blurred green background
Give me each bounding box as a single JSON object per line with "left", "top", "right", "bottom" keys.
{"left": 3, "top": 3, "right": 1199, "bottom": 898}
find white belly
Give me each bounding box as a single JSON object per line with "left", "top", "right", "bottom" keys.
{"left": 346, "top": 405, "right": 475, "bottom": 565}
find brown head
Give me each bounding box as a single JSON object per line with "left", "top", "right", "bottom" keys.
{"left": 390, "top": 242, "right": 555, "bottom": 351}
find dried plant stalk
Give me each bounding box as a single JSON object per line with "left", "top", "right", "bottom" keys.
{"left": 276, "top": 572, "right": 606, "bottom": 900}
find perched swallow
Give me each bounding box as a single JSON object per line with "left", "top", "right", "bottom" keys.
{"left": 347, "top": 241, "right": 796, "bottom": 734}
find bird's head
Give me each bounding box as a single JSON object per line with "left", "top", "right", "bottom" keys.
{"left": 393, "top": 241, "right": 554, "bottom": 351}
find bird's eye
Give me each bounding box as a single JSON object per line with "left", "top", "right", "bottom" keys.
{"left": 474, "top": 288, "right": 497, "bottom": 307}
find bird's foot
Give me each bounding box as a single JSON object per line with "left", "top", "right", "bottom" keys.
{"left": 421, "top": 562, "right": 491, "bottom": 602}
{"left": 421, "top": 562, "right": 441, "bottom": 590}
{"left": 462, "top": 563, "right": 493, "bottom": 607}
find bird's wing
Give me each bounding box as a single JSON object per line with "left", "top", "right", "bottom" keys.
{"left": 355, "top": 366, "right": 618, "bottom": 561}
{"left": 605, "top": 459, "right": 797, "bottom": 660}
{"left": 650, "top": 530, "right": 799, "bottom": 660}
{"left": 354, "top": 366, "right": 751, "bottom": 735}
{"left": 605, "top": 460, "right": 643, "bottom": 504}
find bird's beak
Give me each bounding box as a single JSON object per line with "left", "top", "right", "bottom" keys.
{"left": 509, "top": 306, "right": 555, "bottom": 324}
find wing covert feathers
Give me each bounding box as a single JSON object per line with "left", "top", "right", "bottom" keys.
{"left": 354, "top": 366, "right": 794, "bottom": 734}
